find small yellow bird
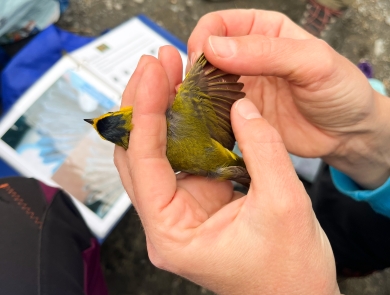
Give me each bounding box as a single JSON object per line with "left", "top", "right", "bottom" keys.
{"left": 85, "top": 54, "right": 250, "bottom": 186}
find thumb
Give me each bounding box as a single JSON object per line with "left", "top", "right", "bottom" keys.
{"left": 231, "top": 99, "right": 304, "bottom": 202}
{"left": 204, "top": 35, "right": 335, "bottom": 85}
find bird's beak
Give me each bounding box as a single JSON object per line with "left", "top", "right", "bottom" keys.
{"left": 84, "top": 119, "right": 94, "bottom": 125}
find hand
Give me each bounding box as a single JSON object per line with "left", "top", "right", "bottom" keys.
{"left": 114, "top": 46, "right": 340, "bottom": 295}
{"left": 187, "top": 9, "right": 390, "bottom": 189}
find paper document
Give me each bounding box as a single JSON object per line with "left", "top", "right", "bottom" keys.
{"left": 0, "top": 15, "right": 187, "bottom": 240}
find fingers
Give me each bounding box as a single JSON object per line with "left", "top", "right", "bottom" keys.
{"left": 187, "top": 9, "right": 313, "bottom": 72}
{"left": 122, "top": 47, "right": 182, "bottom": 108}
{"left": 118, "top": 47, "right": 183, "bottom": 211}
{"left": 128, "top": 58, "right": 177, "bottom": 215}
{"left": 116, "top": 55, "right": 159, "bottom": 209}
{"left": 204, "top": 35, "right": 339, "bottom": 86}
{"left": 114, "top": 145, "right": 138, "bottom": 208}
{"left": 118, "top": 55, "right": 166, "bottom": 211}
{"left": 158, "top": 46, "right": 183, "bottom": 105}
{"left": 121, "top": 55, "right": 158, "bottom": 108}
{"left": 231, "top": 99, "right": 307, "bottom": 210}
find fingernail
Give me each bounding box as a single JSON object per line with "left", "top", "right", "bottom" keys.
{"left": 186, "top": 52, "right": 199, "bottom": 73}
{"left": 235, "top": 99, "right": 262, "bottom": 120}
{"left": 190, "top": 52, "right": 197, "bottom": 66}
{"left": 186, "top": 53, "right": 193, "bottom": 68}
{"left": 185, "top": 57, "right": 190, "bottom": 73}
{"left": 209, "top": 36, "right": 236, "bottom": 58}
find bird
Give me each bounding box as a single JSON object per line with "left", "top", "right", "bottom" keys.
{"left": 85, "top": 54, "right": 251, "bottom": 186}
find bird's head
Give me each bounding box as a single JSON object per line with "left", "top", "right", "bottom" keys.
{"left": 84, "top": 106, "right": 133, "bottom": 150}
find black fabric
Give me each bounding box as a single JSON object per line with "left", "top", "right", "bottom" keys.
{"left": 40, "top": 188, "right": 92, "bottom": 295}
{"left": 0, "top": 177, "right": 44, "bottom": 295}
{"left": 309, "top": 165, "right": 390, "bottom": 275}
{"left": 0, "top": 177, "right": 95, "bottom": 295}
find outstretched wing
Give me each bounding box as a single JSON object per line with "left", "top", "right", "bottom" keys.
{"left": 180, "top": 54, "right": 245, "bottom": 150}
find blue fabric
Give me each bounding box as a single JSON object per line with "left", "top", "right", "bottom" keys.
{"left": 330, "top": 78, "right": 389, "bottom": 218}
{"left": 330, "top": 168, "right": 390, "bottom": 218}
{"left": 0, "top": 25, "right": 94, "bottom": 177}
{"left": 0, "top": 158, "right": 19, "bottom": 177}
{"left": 1, "top": 24, "right": 94, "bottom": 113}
{"left": 0, "top": 47, "right": 10, "bottom": 71}
{"left": 59, "top": 0, "right": 70, "bottom": 13}
{"left": 0, "top": 47, "right": 10, "bottom": 104}
{"left": 369, "top": 78, "right": 387, "bottom": 96}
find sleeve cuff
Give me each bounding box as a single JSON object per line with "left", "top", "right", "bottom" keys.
{"left": 368, "top": 78, "right": 388, "bottom": 96}
{"left": 330, "top": 167, "right": 390, "bottom": 218}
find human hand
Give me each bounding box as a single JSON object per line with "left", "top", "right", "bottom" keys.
{"left": 114, "top": 46, "right": 340, "bottom": 295}
{"left": 187, "top": 9, "right": 390, "bottom": 189}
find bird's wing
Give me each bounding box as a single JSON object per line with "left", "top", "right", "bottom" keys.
{"left": 180, "top": 54, "right": 245, "bottom": 150}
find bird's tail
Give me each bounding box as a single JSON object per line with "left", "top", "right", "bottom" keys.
{"left": 216, "top": 164, "right": 251, "bottom": 188}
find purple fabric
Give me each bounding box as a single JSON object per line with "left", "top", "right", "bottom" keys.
{"left": 82, "top": 238, "right": 109, "bottom": 295}
{"left": 38, "top": 181, "right": 58, "bottom": 204}
{"left": 357, "top": 61, "right": 374, "bottom": 79}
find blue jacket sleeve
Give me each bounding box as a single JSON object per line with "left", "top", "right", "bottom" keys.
{"left": 329, "top": 77, "right": 390, "bottom": 218}
{"left": 330, "top": 168, "right": 390, "bottom": 218}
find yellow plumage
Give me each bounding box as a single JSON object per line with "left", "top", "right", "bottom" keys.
{"left": 85, "top": 54, "right": 250, "bottom": 186}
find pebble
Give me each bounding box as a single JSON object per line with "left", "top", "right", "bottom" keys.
{"left": 374, "top": 39, "right": 385, "bottom": 56}
{"left": 170, "top": 4, "right": 179, "bottom": 12}
{"left": 64, "top": 15, "right": 73, "bottom": 23}
{"left": 105, "top": 0, "right": 113, "bottom": 10}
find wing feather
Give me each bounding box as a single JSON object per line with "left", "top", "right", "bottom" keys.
{"left": 180, "top": 54, "right": 245, "bottom": 150}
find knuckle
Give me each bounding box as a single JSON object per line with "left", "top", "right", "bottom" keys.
{"left": 198, "top": 11, "right": 218, "bottom": 25}
{"left": 198, "top": 12, "right": 212, "bottom": 24}
{"left": 197, "top": 12, "right": 226, "bottom": 36}
{"left": 273, "top": 197, "right": 295, "bottom": 218}
{"left": 268, "top": 10, "right": 289, "bottom": 23}
{"left": 273, "top": 183, "right": 312, "bottom": 219}
{"left": 148, "top": 249, "right": 168, "bottom": 270}
{"left": 250, "top": 120, "right": 282, "bottom": 145}
{"left": 309, "top": 39, "right": 336, "bottom": 78}
{"left": 146, "top": 240, "right": 179, "bottom": 273}
{"left": 238, "top": 119, "right": 283, "bottom": 157}
{"left": 256, "top": 10, "right": 290, "bottom": 37}
{"left": 248, "top": 35, "right": 273, "bottom": 58}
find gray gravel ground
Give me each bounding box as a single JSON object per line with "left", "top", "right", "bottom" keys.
{"left": 57, "top": 0, "right": 390, "bottom": 294}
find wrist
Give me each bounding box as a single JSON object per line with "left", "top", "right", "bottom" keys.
{"left": 323, "top": 90, "right": 390, "bottom": 189}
